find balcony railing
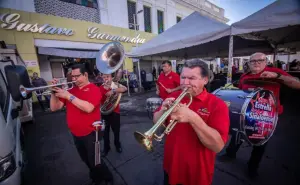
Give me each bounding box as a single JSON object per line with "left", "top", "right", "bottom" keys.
{"left": 34, "top": 0, "right": 100, "bottom": 23}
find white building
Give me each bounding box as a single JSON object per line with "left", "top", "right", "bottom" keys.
{"left": 1, "top": 0, "right": 229, "bottom": 78}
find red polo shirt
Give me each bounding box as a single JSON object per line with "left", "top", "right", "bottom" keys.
{"left": 155, "top": 88, "right": 230, "bottom": 185}
{"left": 99, "top": 85, "right": 120, "bottom": 114}
{"left": 239, "top": 67, "right": 292, "bottom": 115}
{"left": 59, "top": 83, "right": 102, "bottom": 137}
{"left": 157, "top": 71, "right": 180, "bottom": 100}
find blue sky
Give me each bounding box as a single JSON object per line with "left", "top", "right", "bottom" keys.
{"left": 208, "top": 0, "right": 277, "bottom": 25}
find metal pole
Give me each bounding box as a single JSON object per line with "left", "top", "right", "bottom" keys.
{"left": 133, "top": 14, "right": 142, "bottom": 92}
{"left": 124, "top": 61, "right": 130, "bottom": 96}
{"left": 227, "top": 35, "right": 233, "bottom": 84}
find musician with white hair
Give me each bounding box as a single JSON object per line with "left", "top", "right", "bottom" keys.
{"left": 219, "top": 52, "right": 300, "bottom": 178}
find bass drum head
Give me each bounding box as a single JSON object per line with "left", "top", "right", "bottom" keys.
{"left": 242, "top": 89, "right": 278, "bottom": 146}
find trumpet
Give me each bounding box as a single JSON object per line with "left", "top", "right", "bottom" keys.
{"left": 134, "top": 87, "right": 193, "bottom": 151}
{"left": 19, "top": 81, "right": 75, "bottom": 98}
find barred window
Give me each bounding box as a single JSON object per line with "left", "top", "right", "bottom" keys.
{"left": 157, "top": 10, "right": 164, "bottom": 34}
{"left": 143, "top": 6, "right": 151, "bottom": 33}
{"left": 59, "top": 0, "right": 98, "bottom": 9}
{"left": 177, "top": 16, "right": 181, "bottom": 23}
{"left": 127, "top": 1, "right": 137, "bottom": 30}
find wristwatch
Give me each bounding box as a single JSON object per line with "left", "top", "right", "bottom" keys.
{"left": 69, "top": 95, "right": 76, "bottom": 102}
{"left": 276, "top": 72, "right": 282, "bottom": 79}
{"left": 112, "top": 89, "right": 116, "bottom": 94}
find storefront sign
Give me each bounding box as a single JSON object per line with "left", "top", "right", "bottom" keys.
{"left": 24, "top": 60, "right": 38, "bottom": 67}
{"left": 0, "top": 13, "right": 74, "bottom": 36}
{"left": 87, "top": 27, "right": 146, "bottom": 44}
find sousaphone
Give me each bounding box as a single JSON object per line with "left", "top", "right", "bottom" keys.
{"left": 96, "top": 41, "right": 125, "bottom": 115}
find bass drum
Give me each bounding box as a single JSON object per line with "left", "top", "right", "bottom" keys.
{"left": 212, "top": 87, "right": 279, "bottom": 146}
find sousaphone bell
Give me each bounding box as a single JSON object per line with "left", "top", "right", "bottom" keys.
{"left": 96, "top": 41, "right": 126, "bottom": 115}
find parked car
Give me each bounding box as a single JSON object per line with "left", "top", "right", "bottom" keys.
{"left": 0, "top": 56, "right": 26, "bottom": 185}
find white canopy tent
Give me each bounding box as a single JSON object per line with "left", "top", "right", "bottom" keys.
{"left": 231, "top": 0, "right": 300, "bottom": 50}
{"left": 127, "top": 0, "right": 300, "bottom": 83}
{"left": 127, "top": 11, "right": 232, "bottom": 60}
{"left": 225, "top": 0, "right": 300, "bottom": 83}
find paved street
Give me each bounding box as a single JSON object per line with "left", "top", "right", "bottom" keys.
{"left": 22, "top": 90, "right": 300, "bottom": 185}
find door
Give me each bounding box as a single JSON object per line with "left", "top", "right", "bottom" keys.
{"left": 51, "top": 62, "right": 64, "bottom": 78}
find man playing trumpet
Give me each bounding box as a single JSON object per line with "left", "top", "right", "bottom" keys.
{"left": 100, "top": 73, "right": 127, "bottom": 157}
{"left": 49, "top": 63, "right": 107, "bottom": 184}
{"left": 153, "top": 59, "right": 230, "bottom": 185}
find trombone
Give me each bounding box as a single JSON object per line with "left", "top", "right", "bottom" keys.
{"left": 19, "top": 81, "right": 75, "bottom": 98}
{"left": 134, "top": 87, "right": 193, "bottom": 151}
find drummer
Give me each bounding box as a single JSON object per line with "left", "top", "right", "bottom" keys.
{"left": 219, "top": 52, "right": 300, "bottom": 178}
{"left": 156, "top": 61, "right": 181, "bottom": 100}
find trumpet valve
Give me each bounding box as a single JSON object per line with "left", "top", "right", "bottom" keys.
{"left": 134, "top": 131, "right": 153, "bottom": 151}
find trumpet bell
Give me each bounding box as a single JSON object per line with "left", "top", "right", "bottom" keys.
{"left": 96, "top": 41, "right": 125, "bottom": 74}
{"left": 134, "top": 131, "right": 153, "bottom": 151}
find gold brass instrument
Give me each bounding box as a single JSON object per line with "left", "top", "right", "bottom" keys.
{"left": 100, "top": 80, "right": 122, "bottom": 115}
{"left": 134, "top": 88, "right": 193, "bottom": 151}
{"left": 96, "top": 41, "right": 125, "bottom": 115}
{"left": 19, "top": 81, "right": 75, "bottom": 98}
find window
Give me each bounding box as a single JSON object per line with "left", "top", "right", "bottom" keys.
{"left": 213, "top": 7, "right": 220, "bottom": 12}
{"left": 59, "top": 0, "right": 98, "bottom": 9}
{"left": 176, "top": 16, "right": 181, "bottom": 23}
{"left": 205, "top": 2, "right": 212, "bottom": 8}
{"left": 143, "top": 6, "right": 151, "bottom": 33}
{"left": 157, "top": 10, "right": 164, "bottom": 34}
{"left": 127, "top": 1, "right": 137, "bottom": 30}
{"left": 51, "top": 63, "right": 64, "bottom": 78}
{"left": 0, "top": 70, "right": 9, "bottom": 120}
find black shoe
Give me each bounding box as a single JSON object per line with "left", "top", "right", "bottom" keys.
{"left": 116, "top": 146, "right": 122, "bottom": 153}
{"left": 217, "top": 153, "right": 236, "bottom": 162}
{"left": 102, "top": 148, "right": 110, "bottom": 157}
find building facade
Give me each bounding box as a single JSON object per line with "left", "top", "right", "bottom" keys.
{"left": 0, "top": 0, "right": 228, "bottom": 77}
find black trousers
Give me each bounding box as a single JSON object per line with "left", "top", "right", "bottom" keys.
{"left": 103, "top": 112, "right": 121, "bottom": 150}
{"left": 164, "top": 171, "right": 182, "bottom": 185}
{"left": 72, "top": 132, "right": 97, "bottom": 170}
{"left": 226, "top": 131, "right": 268, "bottom": 171}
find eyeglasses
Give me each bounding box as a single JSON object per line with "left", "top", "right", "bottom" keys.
{"left": 71, "top": 74, "right": 82, "bottom": 79}
{"left": 249, "top": 59, "right": 265, "bottom": 64}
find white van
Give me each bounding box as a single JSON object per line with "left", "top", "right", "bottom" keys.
{"left": 0, "top": 51, "right": 27, "bottom": 185}
{"left": 0, "top": 48, "right": 33, "bottom": 124}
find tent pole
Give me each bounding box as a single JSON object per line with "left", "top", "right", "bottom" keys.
{"left": 133, "top": 14, "right": 142, "bottom": 92}
{"left": 227, "top": 35, "right": 233, "bottom": 84}
{"left": 124, "top": 61, "right": 130, "bottom": 96}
